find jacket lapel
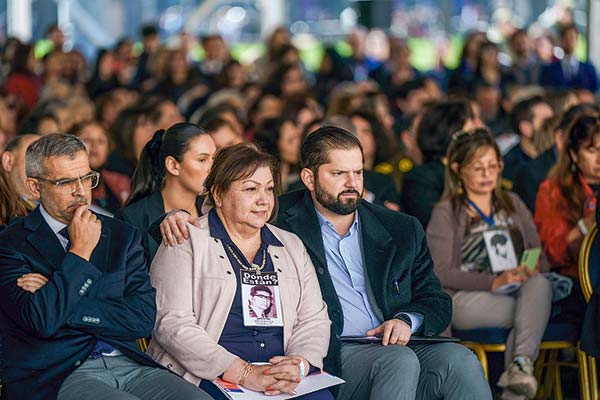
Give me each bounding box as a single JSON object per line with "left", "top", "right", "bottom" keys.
{"left": 89, "top": 219, "right": 110, "bottom": 272}
{"left": 358, "top": 204, "right": 396, "bottom": 314}
{"left": 282, "top": 191, "right": 327, "bottom": 269}
{"left": 24, "top": 208, "right": 66, "bottom": 273}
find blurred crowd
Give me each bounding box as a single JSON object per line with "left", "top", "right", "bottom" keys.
{"left": 0, "top": 18, "right": 600, "bottom": 399}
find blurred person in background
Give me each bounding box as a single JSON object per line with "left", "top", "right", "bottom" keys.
{"left": 474, "top": 41, "right": 514, "bottom": 93}
{"left": 448, "top": 31, "right": 487, "bottom": 93}
{"left": 217, "top": 60, "right": 247, "bottom": 91}
{"left": 156, "top": 49, "right": 206, "bottom": 101}
{"left": 134, "top": 24, "right": 161, "bottom": 90}
{"left": 202, "top": 117, "right": 244, "bottom": 150}
{"left": 502, "top": 96, "right": 554, "bottom": 186}
{"left": 539, "top": 24, "right": 598, "bottom": 93}
{"left": 198, "top": 34, "right": 230, "bottom": 89}
{"left": 45, "top": 24, "right": 65, "bottom": 51}
{"left": 472, "top": 80, "right": 511, "bottom": 136}
{"left": 265, "top": 63, "right": 308, "bottom": 99}
{"left": 87, "top": 49, "right": 121, "bottom": 99}
{"left": 6, "top": 43, "right": 41, "bottom": 112}
{"left": 70, "top": 121, "right": 120, "bottom": 214}
{"left": 1, "top": 134, "right": 40, "bottom": 211}
{"left": 508, "top": 29, "right": 538, "bottom": 85}
{"left": 402, "top": 99, "right": 479, "bottom": 227}
{"left": 534, "top": 113, "right": 600, "bottom": 329}
{"left": 514, "top": 103, "right": 598, "bottom": 212}
{"left": 389, "top": 78, "right": 430, "bottom": 138}
{"left": 103, "top": 103, "right": 158, "bottom": 205}
{"left": 253, "top": 116, "right": 301, "bottom": 191}
{"left": 314, "top": 47, "right": 354, "bottom": 105}
{"left": 0, "top": 167, "right": 27, "bottom": 226}
{"left": 115, "top": 123, "right": 215, "bottom": 264}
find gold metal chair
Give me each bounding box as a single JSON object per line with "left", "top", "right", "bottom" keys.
{"left": 461, "top": 339, "right": 588, "bottom": 400}
{"left": 579, "top": 224, "right": 599, "bottom": 400}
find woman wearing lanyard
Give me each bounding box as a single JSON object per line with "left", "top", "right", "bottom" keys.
{"left": 427, "top": 128, "right": 552, "bottom": 400}
{"left": 147, "top": 143, "right": 332, "bottom": 399}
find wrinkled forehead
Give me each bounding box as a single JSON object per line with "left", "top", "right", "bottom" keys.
{"left": 43, "top": 152, "right": 90, "bottom": 178}
{"left": 323, "top": 148, "right": 364, "bottom": 167}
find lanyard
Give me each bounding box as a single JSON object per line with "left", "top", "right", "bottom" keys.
{"left": 466, "top": 198, "right": 495, "bottom": 227}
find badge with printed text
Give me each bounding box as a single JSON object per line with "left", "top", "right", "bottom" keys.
{"left": 241, "top": 270, "right": 283, "bottom": 327}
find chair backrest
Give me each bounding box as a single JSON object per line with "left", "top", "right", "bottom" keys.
{"left": 136, "top": 337, "right": 149, "bottom": 353}
{"left": 579, "top": 224, "right": 599, "bottom": 302}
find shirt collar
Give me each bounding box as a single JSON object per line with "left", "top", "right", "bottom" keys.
{"left": 315, "top": 207, "right": 360, "bottom": 237}
{"left": 208, "top": 208, "right": 283, "bottom": 247}
{"left": 39, "top": 204, "right": 67, "bottom": 236}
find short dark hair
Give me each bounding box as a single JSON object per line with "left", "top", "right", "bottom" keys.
{"left": 390, "top": 78, "right": 426, "bottom": 101}
{"left": 559, "top": 24, "right": 577, "bottom": 38}
{"left": 140, "top": 24, "right": 158, "bottom": 38}
{"left": 5, "top": 133, "right": 40, "bottom": 154}
{"left": 510, "top": 96, "right": 548, "bottom": 136}
{"left": 417, "top": 99, "right": 474, "bottom": 163}
{"left": 204, "top": 143, "right": 280, "bottom": 222}
{"left": 25, "top": 134, "right": 87, "bottom": 178}
{"left": 300, "top": 126, "right": 363, "bottom": 173}
{"left": 250, "top": 285, "right": 272, "bottom": 297}
{"left": 491, "top": 234, "right": 508, "bottom": 247}
{"left": 202, "top": 117, "right": 235, "bottom": 134}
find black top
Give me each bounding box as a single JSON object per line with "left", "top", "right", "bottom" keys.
{"left": 114, "top": 191, "right": 204, "bottom": 266}
{"left": 503, "top": 144, "right": 533, "bottom": 185}
{"left": 513, "top": 147, "right": 557, "bottom": 212}
{"left": 401, "top": 161, "right": 445, "bottom": 228}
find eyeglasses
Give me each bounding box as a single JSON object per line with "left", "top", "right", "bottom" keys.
{"left": 253, "top": 294, "right": 272, "bottom": 300}
{"left": 32, "top": 171, "right": 100, "bottom": 195}
{"left": 464, "top": 163, "right": 501, "bottom": 176}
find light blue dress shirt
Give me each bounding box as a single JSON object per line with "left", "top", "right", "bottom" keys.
{"left": 315, "top": 209, "right": 423, "bottom": 336}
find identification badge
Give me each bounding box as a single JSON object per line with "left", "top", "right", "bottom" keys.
{"left": 483, "top": 229, "right": 518, "bottom": 273}
{"left": 241, "top": 270, "right": 283, "bottom": 327}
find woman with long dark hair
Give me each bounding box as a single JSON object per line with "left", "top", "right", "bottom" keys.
{"left": 535, "top": 113, "right": 600, "bottom": 278}
{"left": 0, "top": 167, "right": 27, "bottom": 227}
{"left": 534, "top": 113, "right": 600, "bottom": 329}
{"left": 5, "top": 43, "right": 41, "bottom": 112}
{"left": 114, "top": 122, "right": 216, "bottom": 264}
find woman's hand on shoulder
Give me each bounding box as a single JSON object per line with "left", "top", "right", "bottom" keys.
{"left": 160, "top": 210, "right": 200, "bottom": 246}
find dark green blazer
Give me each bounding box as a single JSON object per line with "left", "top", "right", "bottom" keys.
{"left": 114, "top": 191, "right": 204, "bottom": 266}
{"left": 276, "top": 189, "right": 452, "bottom": 376}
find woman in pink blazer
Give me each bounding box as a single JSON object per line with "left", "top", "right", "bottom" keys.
{"left": 148, "top": 144, "right": 332, "bottom": 399}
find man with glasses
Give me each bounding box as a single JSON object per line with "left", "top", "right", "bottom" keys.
{"left": 0, "top": 134, "right": 210, "bottom": 400}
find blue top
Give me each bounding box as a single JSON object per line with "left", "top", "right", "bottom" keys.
{"left": 209, "top": 209, "right": 285, "bottom": 362}
{"left": 315, "top": 208, "right": 423, "bottom": 335}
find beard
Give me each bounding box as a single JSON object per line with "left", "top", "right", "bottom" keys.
{"left": 314, "top": 177, "right": 361, "bottom": 215}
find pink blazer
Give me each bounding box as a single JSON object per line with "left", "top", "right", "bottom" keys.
{"left": 147, "top": 215, "right": 331, "bottom": 385}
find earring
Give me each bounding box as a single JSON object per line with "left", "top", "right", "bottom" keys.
{"left": 457, "top": 179, "right": 464, "bottom": 195}
{"left": 571, "top": 162, "right": 578, "bottom": 174}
